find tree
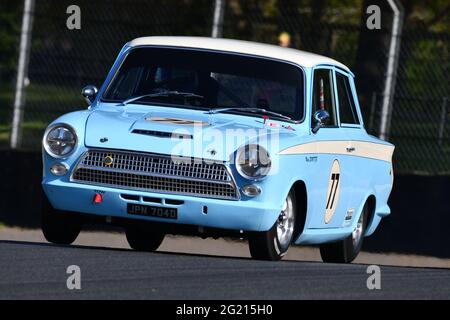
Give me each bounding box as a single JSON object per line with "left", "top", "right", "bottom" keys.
{"left": 0, "top": 0, "right": 22, "bottom": 83}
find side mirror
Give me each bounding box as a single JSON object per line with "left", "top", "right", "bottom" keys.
{"left": 312, "top": 109, "right": 330, "bottom": 134}
{"left": 81, "top": 85, "right": 98, "bottom": 105}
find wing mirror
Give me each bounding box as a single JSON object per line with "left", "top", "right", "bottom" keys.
{"left": 81, "top": 85, "right": 98, "bottom": 105}
{"left": 312, "top": 109, "right": 330, "bottom": 133}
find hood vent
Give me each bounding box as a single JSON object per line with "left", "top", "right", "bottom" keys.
{"left": 132, "top": 129, "right": 193, "bottom": 140}
{"left": 145, "top": 117, "right": 209, "bottom": 126}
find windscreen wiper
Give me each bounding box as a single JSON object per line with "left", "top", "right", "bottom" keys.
{"left": 207, "top": 107, "right": 292, "bottom": 121}
{"left": 119, "top": 90, "right": 204, "bottom": 106}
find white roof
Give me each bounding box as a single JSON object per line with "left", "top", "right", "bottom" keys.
{"left": 128, "top": 36, "right": 350, "bottom": 72}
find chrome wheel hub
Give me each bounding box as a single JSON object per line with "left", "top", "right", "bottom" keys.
{"left": 352, "top": 212, "right": 364, "bottom": 247}
{"left": 276, "top": 194, "right": 295, "bottom": 248}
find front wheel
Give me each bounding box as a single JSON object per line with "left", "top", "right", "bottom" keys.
{"left": 320, "top": 203, "right": 369, "bottom": 263}
{"left": 41, "top": 193, "right": 82, "bottom": 245}
{"left": 248, "top": 190, "right": 296, "bottom": 261}
{"left": 125, "top": 224, "right": 165, "bottom": 252}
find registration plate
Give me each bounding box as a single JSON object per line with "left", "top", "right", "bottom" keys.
{"left": 127, "top": 203, "right": 178, "bottom": 220}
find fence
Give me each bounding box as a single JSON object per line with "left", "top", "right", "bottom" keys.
{"left": 0, "top": 0, "right": 449, "bottom": 174}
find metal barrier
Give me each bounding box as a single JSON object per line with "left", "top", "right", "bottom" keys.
{"left": 0, "top": 0, "right": 449, "bottom": 174}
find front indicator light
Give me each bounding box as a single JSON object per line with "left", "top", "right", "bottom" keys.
{"left": 93, "top": 193, "right": 103, "bottom": 204}
{"left": 242, "top": 184, "right": 262, "bottom": 197}
{"left": 50, "top": 163, "right": 68, "bottom": 176}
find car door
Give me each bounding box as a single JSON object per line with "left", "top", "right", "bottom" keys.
{"left": 334, "top": 69, "right": 370, "bottom": 223}
{"left": 307, "top": 67, "right": 351, "bottom": 229}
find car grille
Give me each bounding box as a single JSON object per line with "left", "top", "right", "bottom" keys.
{"left": 71, "top": 150, "right": 239, "bottom": 200}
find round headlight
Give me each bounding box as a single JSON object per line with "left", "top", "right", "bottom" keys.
{"left": 236, "top": 144, "right": 271, "bottom": 180}
{"left": 44, "top": 124, "right": 77, "bottom": 158}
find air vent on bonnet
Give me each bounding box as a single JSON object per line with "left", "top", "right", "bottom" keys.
{"left": 132, "top": 129, "right": 193, "bottom": 139}
{"left": 145, "top": 117, "right": 209, "bottom": 126}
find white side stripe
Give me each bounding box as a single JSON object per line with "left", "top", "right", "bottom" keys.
{"left": 278, "top": 140, "right": 394, "bottom": 163}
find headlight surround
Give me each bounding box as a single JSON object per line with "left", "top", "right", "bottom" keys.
{"left": 43, "top": 124, "right": 78, "bottom": 158}
{"left": 236, "top": 144, "right": 271, "bottom": 180}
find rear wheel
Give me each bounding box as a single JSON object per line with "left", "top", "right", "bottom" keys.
{"left": 125, "top": 224, "right": 165, "bottom": 252}
{"left": 248, "top": 190, "right": 296, "bottom": 261}
{"left": 320, "top": 202, "right": 369, "bottom": 263}
{"left": 41, "top": 192, "right": 82, "bottom": 245}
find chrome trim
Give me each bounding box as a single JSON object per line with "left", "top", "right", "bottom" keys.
{"left": 50, "top": 163, "right": 69, "bottom": 176}
{"left": 241, "top": 184, "right": 262, "bottom": 197}
{"left": 42, "top": 123, "right": 78, "bottom": 159}
{"left": 277, "top": 192, "right": 295, "bottom": 249}
{"left": 81, "top": 85, "right": 98, "bottom": 105}
{"left": 73, "top": 164, "right": 235, "bottom": 185}
{"left": 352, "top": 210, "right": 365, "bottom": 247}
{"left": 71, "top": 149, "right": 240, "bottom": 200}
{"left": 225, "top": 164, "right": 241, "bottom": 200}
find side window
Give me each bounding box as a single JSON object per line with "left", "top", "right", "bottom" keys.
{"left": 312, "top": 69, "right": 337, "bottom": 127}
{"left": 336, "top": 72, "right": 360, "bottom": 125}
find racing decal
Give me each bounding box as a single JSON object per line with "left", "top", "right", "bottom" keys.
{"left": 345, "top": 208, "right": 355, "bottom": 221}
{"left": 344, "top": 208, "right": 355, "bottom": 226}
{"left": 258, "top": 117, "right": 295, "bottom": 131}
{"left": 324, "top": 160, "right": 341, "bottom": 224}
{"left": 305, "top": 156, "right": 318, "bottom": 163}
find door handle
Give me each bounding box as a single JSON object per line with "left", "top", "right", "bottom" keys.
{"left": 346, "top": 146, "right": 356, "bottom": 153}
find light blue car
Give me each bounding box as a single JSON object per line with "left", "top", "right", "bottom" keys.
{"left": 41, "top": 37, "right": 394, "bottom": 262}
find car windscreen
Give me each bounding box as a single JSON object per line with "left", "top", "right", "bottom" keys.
{"left": 102, "top": 47, "right": 305, "bottom": 121}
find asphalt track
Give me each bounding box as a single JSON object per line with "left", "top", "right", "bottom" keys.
{"left": 0, "top": 241, "right": 449, "bottom": 299}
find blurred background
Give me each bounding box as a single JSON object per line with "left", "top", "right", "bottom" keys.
{"left": 0, "top": 0, "right": 449, "bottom": 257}
{"left": 0, "top": 0, "right": 448, "bottom": 173}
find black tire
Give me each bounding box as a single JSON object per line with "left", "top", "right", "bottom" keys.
{"left": 320, "top": 202, "right": 369, "bottom": 263}
{"left": 248, "top": 190, "right": 297, "bottom": 261}
{"left": 125, "top": 224, "right": 165, "bottom": 252}
{"left": 41, "top": 192, "right": 82, "bottom": 245}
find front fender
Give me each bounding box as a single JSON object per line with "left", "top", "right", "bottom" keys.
{"left": 251, "top": 153, "right": 310, "bottom": 231}
{"left": 42, "top": 110, "right": 91, "bottom": 184}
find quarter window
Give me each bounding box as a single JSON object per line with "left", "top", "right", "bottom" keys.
{"left": 312, "top": 69, "right": 337, "bottom": 127}
{"left": 336, "top": 72, "right": 359, "bottom": 125}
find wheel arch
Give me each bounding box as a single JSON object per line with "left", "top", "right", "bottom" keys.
{"left": 362, "top": 193, "right": 377, "bottom": 237}
{"left": 291, "top": 180, "right": 307, "bottom": 242}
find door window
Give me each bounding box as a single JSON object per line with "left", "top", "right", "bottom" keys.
{"left": 312, "top": 69, "right": 337, "bottom": 127}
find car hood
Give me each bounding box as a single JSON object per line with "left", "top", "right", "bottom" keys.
{"left": 84, "top": 104, "right": 299, "bottom": 162}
